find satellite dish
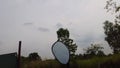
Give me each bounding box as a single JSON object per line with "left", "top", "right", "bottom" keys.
{"left": 52, "top": 41, "right": 70, "bottom": 64}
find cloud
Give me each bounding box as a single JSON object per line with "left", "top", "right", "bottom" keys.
{"left": 23, "top": 22, "right": 33, "bottom": 26}
{"left": 38, "top": 27, "right": 50, "bottom": 32}
{"left": 0, "top": 41, "right": 3, "bottom": 45}
{"left": 55, "top": 23, "right": 63, "bottom": 29}
{"left": 0, "top": 0, "right": 112, "bottom": 59}
{"left": 72, "top": 32, "right": 105, "bottom": 46}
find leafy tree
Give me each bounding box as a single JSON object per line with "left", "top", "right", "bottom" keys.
{"left": 105, "top": 0, "right": 120, "bottom": 24}
{"left": 97, "top": 50, "right": 105, "bottom": 57}
{"left": 28, "top": 52, "right": 41, "bottom": 61}
{"left": 104, "top": 21, "right": 120, "bottom": 53}
{"left": 84, "top": 44, "right": 104, "bottom": 56}
{"left": 105, "top": 0, "right": 120, "bottom": 13}
{"left": 104, "top": 0, "right": 120, "bottom": 54}
{"left": 57, "top": 28, "right": 77, "bottom": 59}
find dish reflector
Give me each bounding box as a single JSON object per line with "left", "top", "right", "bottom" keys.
{"left": 52, "top": 42, "right": 69, "bottom": 64}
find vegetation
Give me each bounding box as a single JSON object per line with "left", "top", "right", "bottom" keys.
{"left": 84, "top": 44, "right": 104, "bottom": 56}
{"left": 104, "top": 0, "right": 120, "bottom": 54}
{"left": 21, "top": 53, "right": 120, "bottom": 68}
{"left": 104, "top": 21, "right": 120, "bottom": 53}
{"left": 57, "top": 28, "right": 77, "bottom": 59}
{"left": 28, "top": 52, "right": 41, "bottom": 61}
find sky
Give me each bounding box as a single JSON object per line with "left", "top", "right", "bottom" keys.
{"left": 0, "top": 0, "right": 114, "bottom": 59}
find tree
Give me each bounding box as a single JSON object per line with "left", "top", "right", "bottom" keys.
{"left": 28, "top": 52, "right": 41, "bottom": 61}
{"left": 84, "top": 44, "right": 104, "bottom": 57}
{"left": 104, "top": 21, "right": 120, "bottom": 53}
{"left": 105, "top": 0, "right": 120, "bottom": 13}
{"left": 57, "top": 28, "right": 77, "bottom": 59}
{"left": 104, "top": 0, "right": 120, "bottom": 54}
{"left": 105, "top": 0, "right": 120, "bottom": 24}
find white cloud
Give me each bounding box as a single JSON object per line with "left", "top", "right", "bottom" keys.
{"left": 38, "top": 27, "right": 50, "bottom": 32}
{"left": 55, "top": 23, "right": 63, "bottom": 29}
{"left": 23, "top": 22, "right": 33, "bottom": 26}
{"left": 0, "top": 0, "right": 114, "bottom": 59}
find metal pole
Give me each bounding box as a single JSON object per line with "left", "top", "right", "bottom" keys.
{"left": 18, "top": 41, "right": 21, "bottom": 68}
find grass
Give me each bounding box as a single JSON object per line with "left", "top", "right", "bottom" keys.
{"left": 77, "top": 54, "right": 120, "bottom": 68}
{"left": 21, "top": 59, "right": 61, "bottom": 68}
{"left": 21, "top": 54, "right": 120, "bottom": 68}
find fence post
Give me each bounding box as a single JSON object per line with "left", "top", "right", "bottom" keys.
{"left": 18, "top": 41, "right": 22, "bottom": 68}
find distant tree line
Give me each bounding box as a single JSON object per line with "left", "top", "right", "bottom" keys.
{"left": 21, "top": 52, "right": 41, "bottom": 62}
{"left": 74, "top": 43, "right": 106, "bottom": 60}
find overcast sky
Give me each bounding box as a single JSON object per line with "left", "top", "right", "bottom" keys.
{"left": 0, "top": 0, "right": 114, "bottom": 59}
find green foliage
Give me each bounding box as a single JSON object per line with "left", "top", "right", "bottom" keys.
{"left": 105, "top": 0, "right": 120, "bottom": 13}
{"left": 57, "top": 28, "right": 69, "bottom": 40}
{"left": 104, "top": 0, "right": 120, "bottom": 54}
{"left": 104, "top": 21, "right": 120, "bottom": 53}
{"left": 28, "top": 52, "right": 41, "bottom": 61}
{"left": 21, "top": 54, "right": 120, "bottom": 68}
{"left": 21, "top": 59, "right": 61, "bottom": 68}
{"left": 77, "top": 54, "right": 120, "bottom": 68}
{"left": 84, "top": 44, "right": 105, "bottom": 57}
{"left": 57, "top": 28, "right": 77, "bottom": 59}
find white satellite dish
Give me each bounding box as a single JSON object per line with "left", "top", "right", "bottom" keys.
{"left": 52, "top": 41, "right": 70, "bottom": 64}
